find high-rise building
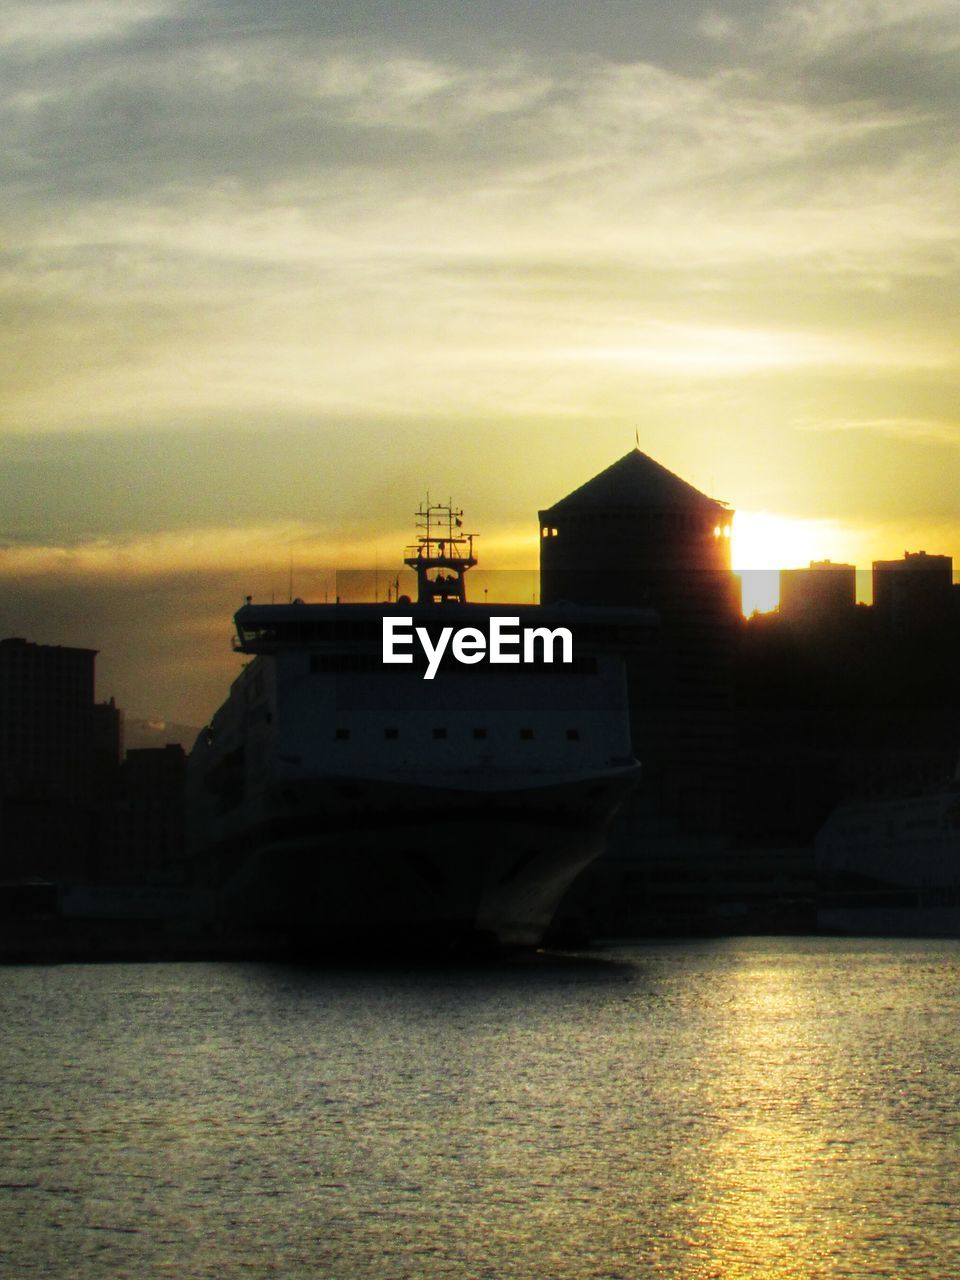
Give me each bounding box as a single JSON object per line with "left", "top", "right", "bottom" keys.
{"left": 0, "top": 638, "right": 97, "bottom": 801}
{"left": 107, "top": 745, "right": 186, "bottom": 884}
{"left": 0, "top": 637, "right": 100, "bottom": 880}
{"left": 872, "top": 551, "right": 953, "bottom": 633}
{"left": 780, "top": 561, "right": 856, "bottom": 626}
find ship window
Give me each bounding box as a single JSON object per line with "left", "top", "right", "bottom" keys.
{"left": 433, "top": 727, "right": 447, "bottom": 740}
{"left": 384, "top": 727, "right": 399, "bottom": 740}
{"left": 566, "top": 728, "right": 580, "bottom": 741}
{"left": 520, "top": 728, "right": 534, "bottom": 740}
{"left": 473, "top": 728, "right": 487, "bottom": 740}
{"left": 335, "top": 727, "right": 350, "bottom": 740}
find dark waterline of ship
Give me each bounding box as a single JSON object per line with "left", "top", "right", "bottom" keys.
{"left": 2, "top": 938, "right": 959, "bottom": 1279}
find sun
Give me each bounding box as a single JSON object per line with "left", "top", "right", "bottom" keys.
{"left": 732, "top": 511, "right": 857, "bottom": 615}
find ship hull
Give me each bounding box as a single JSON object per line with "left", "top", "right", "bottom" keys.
{"left": 193, "top": 770, "right": 638, "bottom": 953}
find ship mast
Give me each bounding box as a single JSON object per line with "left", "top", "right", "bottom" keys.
{"left": 404, "top": 499, "right": 477, "bottom": 605}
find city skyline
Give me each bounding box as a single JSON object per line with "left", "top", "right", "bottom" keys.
{"left": 2, "top": 0, "right": 958, "bottom": 721}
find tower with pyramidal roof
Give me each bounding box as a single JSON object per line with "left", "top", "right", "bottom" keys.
{"left": 538, "top": 447, "right": 736, "bottom": 607}
{"left": 539, "top": 448, "right": 740, "bottom": 845}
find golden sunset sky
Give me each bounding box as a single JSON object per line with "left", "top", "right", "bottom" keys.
{"left": 1, "top": 0, "right": 958, "bottom": 723}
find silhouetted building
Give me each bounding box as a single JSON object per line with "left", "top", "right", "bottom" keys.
{"left": 873, "top": 551, "right": 953, "bottom": 633}
{"left": 780, "top": 561, "right": 856, "bottom": 626}
{"left": 0, "top": 637, "right": 97, "bottom": 800}
{"left": 0, "top": 637, "right": 99, "bottom": 880}
{"left": 539, "top": 449, "right": 740, "bottom": 839}
{"left": 110, "top": 745, "right": 187, "bottom": 884}
{"left": 92, "top": 696, "right": 123, "bottom": 796}
{"left": 539, "top": 448, "right": 738, "bottom": 612}
{"left": 93, "top": 697, "right": 124, "bottom": 763}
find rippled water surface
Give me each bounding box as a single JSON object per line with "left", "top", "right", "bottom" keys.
{"left": 2, "top": 938, "right": 960, "bottom": 1278}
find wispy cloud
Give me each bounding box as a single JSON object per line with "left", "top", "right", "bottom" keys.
{"left": 765, "top": 0, "right": 960, "bottom": 57}
{"left": 0, "top": 0, "right": 171, "bottom": 51}
{"left": 562, "top": 322, "right": 950, "bottom": 376}
{"left": 796, "top": 416, "right": 960, "bottom": 447}
{"left": 0, "top": 522, "right": 409, "bottom": 580}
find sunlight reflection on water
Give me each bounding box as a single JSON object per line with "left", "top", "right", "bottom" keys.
{"left": 1, "top": 939, "right": 959, "bottom": 1279}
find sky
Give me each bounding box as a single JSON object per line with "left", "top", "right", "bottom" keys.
{"left": 2, "top": 0, "right": 958, "bottom": 724}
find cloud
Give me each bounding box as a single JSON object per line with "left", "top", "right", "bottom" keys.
{"left": 0, "top": 0, "right": 171, "bottom": 51}
{"left": 766, "top": 0, "right": 960, "bottom": 57}
{"left": 3, "top": 65, "right": 953, "bottom": 430}
{"left": 796, "top": 416, "right": 960, "bottom": 447}
{"left": 3, "top": 5, "right": 951, "bottom": 256}
{"left": 0, "top": 521, "right": 409, "bottom": 581}
{"left": 560, "top": 321, "right": 950, "bottom": 376}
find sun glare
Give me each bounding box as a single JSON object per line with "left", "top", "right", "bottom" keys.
{"left": 732, "top": 511, "right": 858, "bottom": 615}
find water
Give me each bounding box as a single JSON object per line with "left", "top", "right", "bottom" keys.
{"left": 2, "top": 938, "right": 959, "bottom": 1279}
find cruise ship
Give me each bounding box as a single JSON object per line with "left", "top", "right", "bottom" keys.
{"left": 185, "top": 503, "right": 653, "bottom": 953}
{"left": 816, "top": 756, "right": 960, "bottom": 936}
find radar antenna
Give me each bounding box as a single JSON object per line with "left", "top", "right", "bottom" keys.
{"left": 404, "top": 498, "right": 478, "bottom": 605}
